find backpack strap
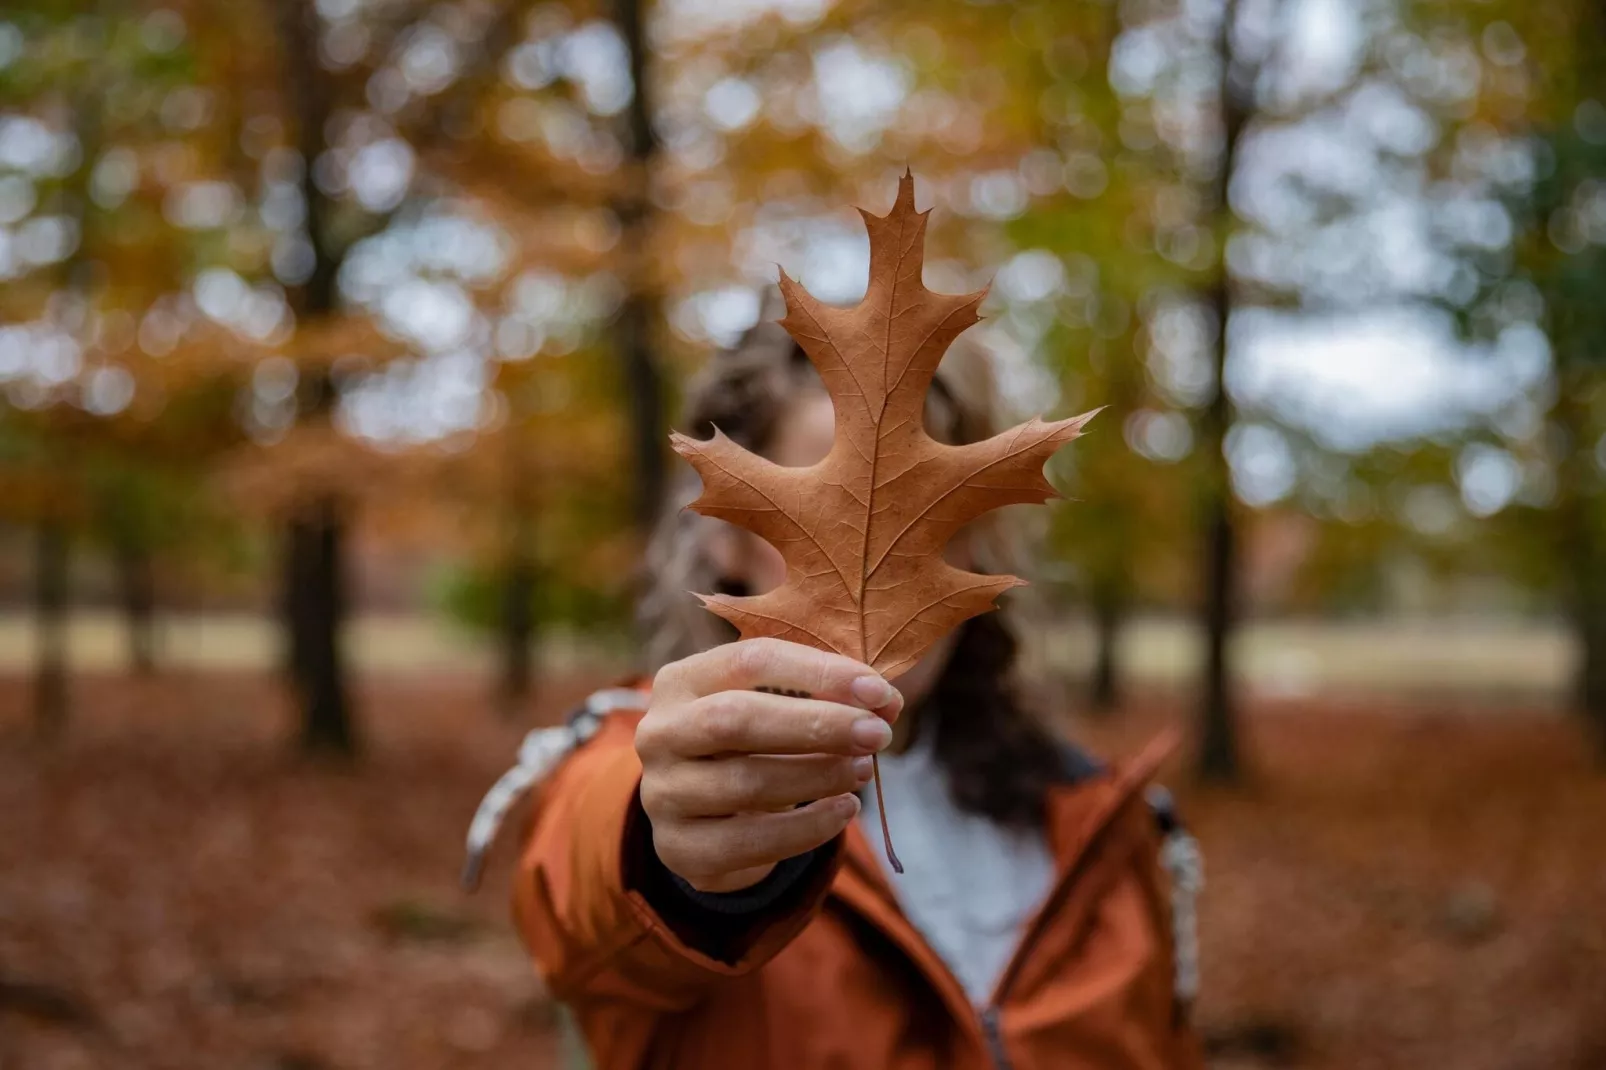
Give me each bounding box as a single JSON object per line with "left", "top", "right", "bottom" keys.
{"left": 461, "top": 686, "right": 649, "bottom": 892}
{"left": 1056, "top": 742, "right": 1203, "bottom": 1007}
{"left": 1145, "top": 784, "right": 1203, "bottom": 1007}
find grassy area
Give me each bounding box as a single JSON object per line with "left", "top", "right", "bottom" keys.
{"left": 1039, "top": 615, "right": 1575, "bottom": 703}
{"left": 0, "top": 612, "right": 624, "bottom": 677}
{"left": 0, "top": 611, "right": 1576, "bottom": 702}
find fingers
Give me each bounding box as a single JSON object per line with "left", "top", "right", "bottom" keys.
{"left": 637, "top": 689, "right": 894, "bottom": 760}
{"left": 643, "top": 753, "right": 874, "bottom": 818}
{"left": 652, "top": 794, "right": 862, "bottom": 886}
{"left": 638, "top": 640, "right": 903, "bottom": 893}
{"left": 653, "top": 638, "right": 903, "bottom": 718}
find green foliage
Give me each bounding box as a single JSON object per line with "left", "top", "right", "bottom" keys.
{"left": 428, "top": 561, "right": 630, "bottom": 637}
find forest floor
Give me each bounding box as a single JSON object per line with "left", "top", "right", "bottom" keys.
{"left": 2, "top": 671, "right": 1604, "bottom": 1070}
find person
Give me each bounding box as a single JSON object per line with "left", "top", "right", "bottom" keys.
{"left": 471, "top": 321, "right": 1204, "bottom": 1069}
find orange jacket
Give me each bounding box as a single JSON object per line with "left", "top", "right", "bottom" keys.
{"left": 512, "top": 710, "right": 1203, "bottom": 1070}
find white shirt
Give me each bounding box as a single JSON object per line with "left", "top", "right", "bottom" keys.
{"left": 858, "top": 734, "right": 1057, "bottom": 1006}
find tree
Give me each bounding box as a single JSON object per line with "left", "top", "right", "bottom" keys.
{"left": 1003, "top": 1, "right": 1201, "bottom": 712}
{"left": 1540, "top": 127, "right": 1606, "bottom": 744}
{"left": 0, "top": 0, "right": 252, "bottom": 726}
{"left": 270, "top": 0, "right": 359, "bottom": 754}
{"left": 406, "top": 346, "right": 631, "bottom": 717}
{"left": 1381, "top": 0, "right": 1606, "bottom": 747}
{"left": 611, "top": 0, "right": 669, "bottom": 530}
{"left": 1510, "top": 8, "right": 1606, "bottom": 747}
{"left": 230, "top": 0, "right": 537, "bottom": 752}
{"left": 1054, "top": 0, "right": 1279, "bottom": 773}
{"left": 1194, "top": 0, "right": 1261, "bottom": 782}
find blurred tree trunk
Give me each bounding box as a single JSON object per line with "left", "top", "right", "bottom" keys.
{"left": 291, "top": 498, "right": 354, "bottom": 753}
{"left": 612, "top": 0, "right": 668, "bottom": 530}
{"left": 1579, "top": 603, "right": 1606, "bottom": 750}
{"left": 283, "top": 493, "right": 354, "bottom": 754}
{"left": 280, "top": 525, "right": 306, "bottom": 681}
{"left": 34, "top": 523, "right": 68, "bottom": 738}
{"left": 278, "top": 0, "right": 356, "bottom": 756}
{"left": 1564, "top": 507, "right": 1606, "bottom": 748}
{"left": 499, "top": 545, "right": 537, "bottom": 718}
{"left": 1554, "top": 331, "right": 1606, "bottom": 751}
{"left": 113, "top": 537, "right": 157, "bottom": 675}
{"left": 1530, "top": 0, "right": 1606, "bottom": 754}
{"left": 1196, "top": 0, "right": 1257, "bottom": 783}
{"left": 498, "top": 391, "right": 540, "bottom": 717}
{"left": 30, "top": 16, "right": 103, "bottom": 735}
{"left": 1088, "top": 582, "right": 1124, "bottom": 712}
{"left": 1560, "top": 8, "right": 1606, "bottom": 755}
{"left": 283, "top": 435, "right": 354, "bottom": 754}
{"left": 268, "top": 0, "right": 525, "bottom": 751}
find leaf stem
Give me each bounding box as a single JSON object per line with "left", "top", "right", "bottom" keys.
{"left": 869, "top": 755, "right": 903, "bottom": 873}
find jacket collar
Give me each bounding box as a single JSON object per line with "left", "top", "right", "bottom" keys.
{"left": 827, "top": 729, "right": 1181, "bottom": 1018}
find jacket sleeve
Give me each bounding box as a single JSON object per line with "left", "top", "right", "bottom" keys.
{"left": 511, "top": 713, "right": 842, "bottom": 1025}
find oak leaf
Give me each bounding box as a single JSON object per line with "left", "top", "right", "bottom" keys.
{"left": 670, "top": 172, "right": 1097, "bottom": 867}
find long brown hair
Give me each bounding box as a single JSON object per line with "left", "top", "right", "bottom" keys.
{"left": 638, "top": 319, "right": 1066, "bottom": 828}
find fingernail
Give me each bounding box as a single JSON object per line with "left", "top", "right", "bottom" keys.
{"left": 851, "top": 675, "right": 895, "bottom": 709}
{"left": 851, "top": 755, "right": 874, "bottom": 783}
{"left": 831, "top": 794, "right": 861, "bottom": 819}
{"left": 851, "top": 717, "right": 893, "bottom": 753}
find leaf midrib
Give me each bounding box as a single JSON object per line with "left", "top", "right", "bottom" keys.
{"left": 856, "top": 213, "right": 915, "bottom": 663}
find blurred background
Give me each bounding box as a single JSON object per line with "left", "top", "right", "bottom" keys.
{"left": 1, "top": 0, "right": 1603, "bottom": 1067}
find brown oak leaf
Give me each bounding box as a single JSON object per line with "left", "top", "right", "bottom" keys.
{"left": 670, "top": 172, "right": 1098, "bottom": 868}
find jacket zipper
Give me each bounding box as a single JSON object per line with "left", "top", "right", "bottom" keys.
{"left": 980, "top": 1007, "right": 1011, "bottom": 1070}
{"left": 838, "top": 764, "right": 1160, "bottom": 1070}
{"left": 972, "top": 774, "right": 1163, "bottom": 1070}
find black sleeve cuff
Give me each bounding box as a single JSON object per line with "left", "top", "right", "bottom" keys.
{"left": 665, "top": 849, "right": 818, "bottom": 915}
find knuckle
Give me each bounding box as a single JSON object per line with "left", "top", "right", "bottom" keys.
{"left": 698, "top": 693, "right": 746, "bottom": 748}
{"left": 810, "top": 656, "right": 841, "bottom": 697}
{"left": 637, "top": 772, "right": 671, "bottom": 818}
{"left": 807, "top": 707, "right": 841, "bottom": 750}
{"left": 650, "top": 659, "right": 681, "bottom": 696}
{"left": 732, "top": 638, "right": 777, "bottom": 680}
{"left": 632, "top": 711, "right": 670, "bottom": 760}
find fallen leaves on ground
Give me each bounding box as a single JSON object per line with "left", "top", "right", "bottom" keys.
{"left": 2, "top": 673, "right": 1604, "bottom": 1069}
